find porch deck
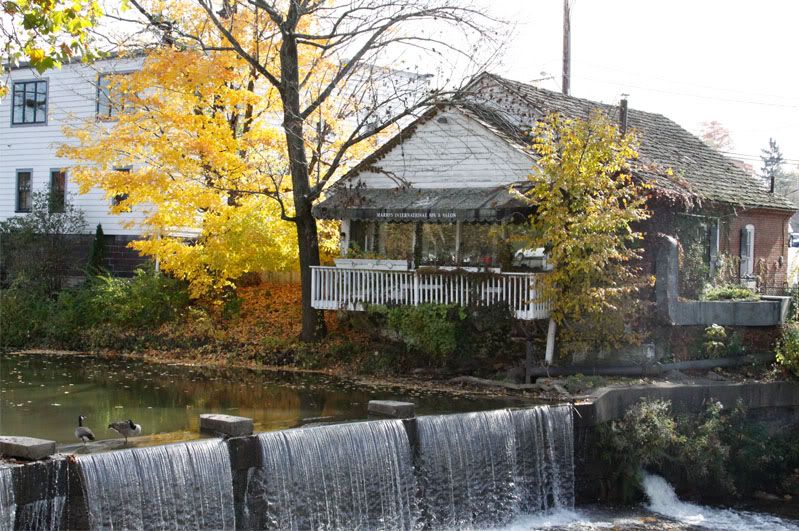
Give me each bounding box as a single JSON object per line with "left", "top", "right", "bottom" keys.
{"left": 310, "top": 266, "right": 550, "bottom": 320}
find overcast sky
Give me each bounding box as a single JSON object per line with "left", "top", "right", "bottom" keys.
{"left": 483, "top": 0, "right": 799, "bottom": 171}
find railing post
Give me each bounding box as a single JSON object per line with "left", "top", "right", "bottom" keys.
{"left": 413, "top": 272, "right": 419, "bottom": 306}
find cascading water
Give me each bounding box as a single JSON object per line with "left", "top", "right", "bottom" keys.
{"left": 416, "top": 404, "right": 574, "bottom": 528}
{"left": 243, "top": 419, "right": 417, "bottom": 530}
{"left": 78, "top": 439, "right": 235, "bottom": 530}
{"left": 13, "top": 459, "right": 66, "bottom": 531}
{"left": 642, "top": 472, "right": 799, "bottom": 530}
{"left": 0, "top": 466, "right": 16, "bottom": 530}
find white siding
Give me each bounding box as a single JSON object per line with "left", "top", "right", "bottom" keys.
{"left": 0, "top": 57, "right": 146, "bottom": 235}
{"left": 353, "top": 108, "right": 534, "bottom": 189}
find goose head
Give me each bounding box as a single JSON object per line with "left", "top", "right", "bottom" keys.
{"left": 78, "top": 415, "right": 87, "bottom": 426}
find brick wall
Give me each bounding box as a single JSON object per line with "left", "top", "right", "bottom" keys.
{"left": 720, "top": 208, "right": 793, "bottom": 287}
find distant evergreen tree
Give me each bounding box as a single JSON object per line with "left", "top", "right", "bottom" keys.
{"left": 86, "top": 224, "right": 108, "bottom": 276}
{"left": 760, "top": 138, "right": 784, "bottom": 192}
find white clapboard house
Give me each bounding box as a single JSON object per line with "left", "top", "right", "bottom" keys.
{"left": 1, "top": 54, "right": 148, "bottom": 275}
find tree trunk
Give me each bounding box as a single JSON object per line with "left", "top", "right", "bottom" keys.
{"left": 281, "top": 27, "right": 327, "bottom": 341}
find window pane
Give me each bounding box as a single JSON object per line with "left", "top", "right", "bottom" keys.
{"left": 50, "top": 171, "right": 66, "bottom": 213}
{"left": 98, "top": 75, "right": 111, "bottom": 116}
{"left": 17, "top": 172, "right": 32, "bottom": 212}
{"left": 36, "top": 81, "right": 47, "bottom": 94}
{"left": 23, "top": 86, "right": 35, "bottom": 123}
{"left": 12, "top": 92, "right": 23, "bottom": 123}
{"left": 35, "top": 92, "right": 47, "bottom": 123}
{"left": 382, "top": 223, "right": 414, "bottom": 260}
{"left": 421, "top": 223, "right": 457, "bottom": 265}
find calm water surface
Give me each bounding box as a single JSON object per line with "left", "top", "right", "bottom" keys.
{"left": 0, "top": 353, "right": 523, "bottom": 448}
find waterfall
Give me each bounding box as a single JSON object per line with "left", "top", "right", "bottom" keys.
{"left": 416, "top": 404, "right": 574, "bottom": 528}
{"left": 13, "top": 459, "right": 66, "bottom": 531}
{"left": 78, "top": 439, "right": 235, "bottom": 530}
{"left": 0, "top": 466, "right": 15, "bottom": 530}
{"left": 642, "top": 472, "right": 799, "bottom": 530}
{"left": 243, "top": 419, "right": 417, "bottom": 530}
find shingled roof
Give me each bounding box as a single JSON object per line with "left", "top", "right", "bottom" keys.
{"left": 465, "top": 73, "right": 795, "bottom": 211}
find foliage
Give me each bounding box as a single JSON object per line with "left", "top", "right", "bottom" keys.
{"left": 700, "top": 121, "right": 734, "bottom": 152}
{"left": 679, "top": 238, "right": 710, "bottom": 298}
{"left": 0, "top": 268, "right": 189, "bottom": 349}
{"left": 86, "top": 223, "right": 107, "bottom": 276}
{"left": 701, "top": 284, "right": 759, "bottom": 301}
{"left": 760, "top": 137, "right": 784, "bottom": 189}
{"left": 776, "top": 323, "right": 799, "bottom": 376}
{"left": 60, "top": 44, "right": 310, "bottom": 297}
{"left": 599, "top": 398, "right": 799, "bottom": 502}
{"left": 1, "top": 0, "right": 103, "bottom": 96}
{"left": 384, "top": 304, "right": 468, "bottom": 363}
{"left": 119, "top": 0, "right": 498, "bottom": 341}
{"left": 703, "top": 324, "right": 727, "bottom": 358}
{"left": 0, "top": 190, "right": 86, "bottom": 292}
{"left": 0, "top": 277, "right": 51, "bottom": 348}
{"left": 524, "top": 111, "right": 651, "bottom": 352}
{"left": 599, "top": 399, "right": 679, "bottom": 502}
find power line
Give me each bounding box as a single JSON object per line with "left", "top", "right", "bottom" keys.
{"left": 576, "top": 75, "right": 799, "bottom": 110}
{"left": 578, "top": 61, "right": 799, "bottom": 104}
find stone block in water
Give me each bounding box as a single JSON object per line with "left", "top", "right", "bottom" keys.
{"left": 0, "top": 436, "right": 56, "bottom": 461}
{"left": 368, "top": 400, "right": 416, "bottom": 419}
{"left": 200, "top": 413, "right": 254, "bottom": 437}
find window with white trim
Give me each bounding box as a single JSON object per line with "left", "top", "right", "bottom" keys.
{"left": 740, "top": 224, "right": 755, "bottom": 278}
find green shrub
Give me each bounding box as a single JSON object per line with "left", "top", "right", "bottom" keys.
{"left": 599, "top": 398, "right": 799, "bottom": 502}
{"left": 385, "top": 304, "right": 467, "bottom": 364}
{"left": 0, "top": 279, "right": 51, "bottom": 348}
{"left": 701, "top": 284, "right": 760, "bottom": 301}
{"left": 703, "top": 324, "right": 727, "bottom": 358}
{"left": 599, "top": 399, "right": 679, "bottom": 502}
{"left": 90, "top": 269, "right": 190, "bottom": 329}
{"left": 776, "top": 323, "right": 799, "bottom": 376}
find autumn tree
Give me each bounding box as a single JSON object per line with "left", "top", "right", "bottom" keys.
{"left": 60, "top": 41, "right": 306, "bottom": 296}
{"left": 1, "top": 0, "right": 103, "bottom": 95}
{"left": 700, "top": 120, "right": 733, "bottom": 152}
{"left": 524, "top": 111, "right": 650, "bottom": 354}
{"left": 94, "top": 0, "right": 500, "bottom": 340}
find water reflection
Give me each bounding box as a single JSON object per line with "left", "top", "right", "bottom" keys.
{"left": 0, "top": 354, "right": 520, "bottom": 447}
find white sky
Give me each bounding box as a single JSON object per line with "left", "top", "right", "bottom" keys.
{"left": 483, "top": 0, "right": 799, "bottom": 170}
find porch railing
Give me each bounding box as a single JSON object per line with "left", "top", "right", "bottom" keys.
{"left": 310, "top": 266, "right": 550, "bottom": 320}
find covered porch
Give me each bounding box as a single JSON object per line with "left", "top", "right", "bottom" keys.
{"left": 312, "top": 185, "right": 552, "bottom": 320}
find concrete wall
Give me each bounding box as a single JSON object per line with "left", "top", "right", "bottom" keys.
{"left": 656, "top": 235, "right": 790, "bottom": 326}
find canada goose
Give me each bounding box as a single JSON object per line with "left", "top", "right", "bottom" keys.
{"left": 108, "top": 419, "right": 142, "bottom": 443}
{"left": 75, "top": 415, "right": 95, "bottom": 444}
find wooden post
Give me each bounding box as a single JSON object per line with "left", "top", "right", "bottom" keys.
{"left": 545, "top": 318, "right": 557, "bottom": 365}
{"left": 525, "top": 340, "right": 534, "bottom": 384}
{"left": 339, "top": 219, "right": 351, "bottom": 256}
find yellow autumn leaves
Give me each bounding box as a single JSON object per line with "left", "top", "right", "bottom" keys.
{"left": 525, "top": 111, "right": 651, "bottom": 336}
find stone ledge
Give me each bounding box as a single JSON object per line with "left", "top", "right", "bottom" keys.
{"left": 0, "top": 436, "right": 56, "bottom": 460}
{"left": 199, "top": 414, "right": 253, "bottom": 437}
{"left": 368, "top": 400, "right": 416, "bottom": 419}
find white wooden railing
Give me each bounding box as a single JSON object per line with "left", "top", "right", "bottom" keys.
{"left": 310, "top": 266, "right": 550, "bottom": 320}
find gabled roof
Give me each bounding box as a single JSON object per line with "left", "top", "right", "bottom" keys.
{"left": 467, "top": 73, "right": 795, "bottom": 211}
{"left": 333, "top": 72, "right": 795, "bottom": 213}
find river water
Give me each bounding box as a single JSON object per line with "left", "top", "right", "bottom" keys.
{"left": 0, "top": 353, "right": 520, "bottom": 447}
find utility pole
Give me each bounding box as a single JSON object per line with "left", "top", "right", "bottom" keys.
{"left": 562, "top": 0, "right": 571, "bottom": 96}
